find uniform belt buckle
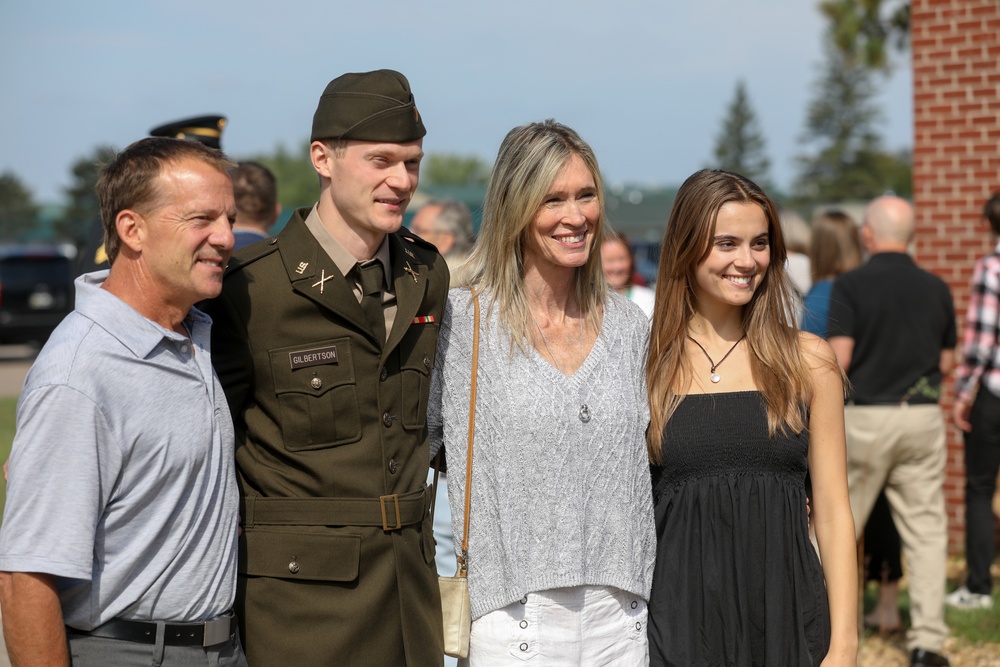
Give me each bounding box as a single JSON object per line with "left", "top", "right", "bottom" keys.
{"left": 380, "top": 494, "right": 402, "bottom": 531}
{"left": 201, "top": 612, "right": 233, "bottom": 647}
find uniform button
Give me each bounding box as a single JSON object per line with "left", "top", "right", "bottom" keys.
{"left": 519, "top": 596, "right": 527, "bottom": 605}
{"left": 382, "top": 412, "right": 393, "bottom": 427}
{"left": 519, "top": 620, "right": 528, "bottom": 629}
{"left": 380, "top": 367, "right": 388, "bottom": 382}
{"left": 422, "top": 354, "right": 431, "bottom": 369}
{"left": 519, "top": 643, "right": 528, "bottom": 652}
{"left": 388, "top": 458, "right": 398, "bottom": 474}
{"left": 635, "top": 622, "right": 642, "bottom": 631}
{"left": 180, "top": 345, "right": 190, "bottom": 355}
{"left": 288, "top": 559, "right": 300, "bottom": 574}
{"left": 310, "top": 377, "right": 323, "bottom": 390}
{"left": 631, "top": 600, "right": 638, "bottom": 609}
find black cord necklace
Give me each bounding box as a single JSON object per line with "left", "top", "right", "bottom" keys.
{"left": 686, "top": 334, "right": 745, "bottom": 384}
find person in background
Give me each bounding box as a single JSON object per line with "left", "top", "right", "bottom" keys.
{"left": 781, "top": 209, "right": 812, "bottom": 298}
{"left": 646, "top": 169, "right": 857, "bottom": 667}
{"left": 205, "top": 70, "right": 447, "bottom": 665}
{"left": 801, "top": 209, "right": 904, "bottom": 634}
{"left": 800, "top": 209, "right": 862, "bottom": 338}
{"left": 410, "top": 198, "right": 475, "bottom": 285}
{"left": 828, "top": 195, "right": 955, "bottom": 667}
{"left": 230, "top": 161, "right": 280, "bottom": 249}
{"left": 602, "top": 229, "right": 655, "bottom": 319}
{"left": 0, "top": 137, "right": 245, "bottom": 666}
{"left": 949, "top": 191, "right": 1000, "bottom": 611}
{"left": 429, "top": 119, "right": 654, "bottom": 665}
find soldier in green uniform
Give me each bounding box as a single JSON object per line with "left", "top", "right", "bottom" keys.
{"left": 204, "top": 70, "right": 447, "bottom": 666}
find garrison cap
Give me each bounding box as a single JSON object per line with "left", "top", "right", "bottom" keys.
{"left": 311, "top": 70, "right": 426, "bottom": 143}
{"left": 149, "top": 115, "right": 227, "bottom": 149}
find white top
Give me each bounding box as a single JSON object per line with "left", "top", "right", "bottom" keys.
{"left": 626, "top": 284, "right": 656, "bottom": 319}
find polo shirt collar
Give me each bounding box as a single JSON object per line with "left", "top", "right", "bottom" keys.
{"left": 74, "top": 271, "right": 204, "bottom": 359}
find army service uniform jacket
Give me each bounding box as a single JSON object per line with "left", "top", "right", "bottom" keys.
{"left": 205, "top": 208, "right": 448, "bottom": 666}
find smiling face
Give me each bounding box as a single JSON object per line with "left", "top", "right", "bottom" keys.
{"left": 522, "top": 153, "right": 600, "bottom": 274}
{"left": 136, "top": 157, "right": 236, "bottom": 309}
{"left": 312, "top": 139, "right": 423, "bottom": 249}
{"left": 693, "top": 201, "right": 771, "bottom": 310}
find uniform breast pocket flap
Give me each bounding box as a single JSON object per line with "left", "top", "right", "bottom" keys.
{"left": 269, "top": 338, "right": 362, "bottom": 451}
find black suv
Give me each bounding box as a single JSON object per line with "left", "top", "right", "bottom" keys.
{"left": 0, "top": 245, "right": 75, "bottom": 347}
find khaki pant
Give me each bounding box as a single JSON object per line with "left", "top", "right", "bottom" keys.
{"left": 845, "top": 404, "right": 948, "bottom": 653}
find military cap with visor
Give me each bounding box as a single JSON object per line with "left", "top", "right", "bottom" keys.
{"left": 149, "top": 115, "right": 227, "bottom": 149}
{"left": 311, "top": 69, "right": 426, "bottom": 143}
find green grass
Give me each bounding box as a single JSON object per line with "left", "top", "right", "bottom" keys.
{"left": 864, "top": 579, "right": 1000, "bottom": 643}
{"left": 0, "top": 396, "right": 15, "bottom": 520}
{"left": 944, "top": 589, "right": 1000, "bottom": 643}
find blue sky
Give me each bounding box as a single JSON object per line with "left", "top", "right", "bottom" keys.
{"left": 0, "top": 1, "right": 912, "bottom": 203}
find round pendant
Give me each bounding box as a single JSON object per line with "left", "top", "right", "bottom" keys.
{"left": 579, "top": 404, "right": 591, "bottom": 423}
{"left": 710, "top": 373, "right": 721, "bottom": 383}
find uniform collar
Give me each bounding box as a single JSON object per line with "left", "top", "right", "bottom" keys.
{"left": 304, "top": 205, "right": 390, "bottom": 287}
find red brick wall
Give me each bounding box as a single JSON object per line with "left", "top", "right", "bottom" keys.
{"left": 911, "top": 0, "right": 1000, "bottom": 552}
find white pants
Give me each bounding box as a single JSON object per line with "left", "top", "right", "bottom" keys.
{"left": 461, "top": 585, "right": 648, "bottom": 666}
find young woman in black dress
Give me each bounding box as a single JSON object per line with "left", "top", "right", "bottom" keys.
{"left": 645, "top": 170, "right": 857, "bottom": 666}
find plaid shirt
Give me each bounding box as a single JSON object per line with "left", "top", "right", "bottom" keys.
{"left": 956, "top": 242, "right": 1000, "bottom": 402}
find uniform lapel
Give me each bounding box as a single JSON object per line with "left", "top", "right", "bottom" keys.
{"left": 385, "top": 233, "right": 428, "bottom": 354}
{"left": 278, "top": 215, "right": 371, "bottom": 336}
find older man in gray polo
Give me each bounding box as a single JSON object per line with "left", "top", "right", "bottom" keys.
{"left": 0, "top": 137, "right": 246, "bottom": 666}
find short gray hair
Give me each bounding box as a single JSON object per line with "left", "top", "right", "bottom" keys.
{"left": 426, "top": 199, "right": 474, "bottom": 253}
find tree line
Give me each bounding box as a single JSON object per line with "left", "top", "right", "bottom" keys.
{"left": 0, "top": 0, "right": 910, "bottom": 245}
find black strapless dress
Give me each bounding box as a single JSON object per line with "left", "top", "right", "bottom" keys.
{"left": 648, "top": 391, "right": 830, "bottom": 667}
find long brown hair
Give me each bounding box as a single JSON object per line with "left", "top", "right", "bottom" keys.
{"left": 646, "top": 169, "right": 811, "bottom": 462}
{"left": 808, "top": 209, "right": 862, "bottom": 283}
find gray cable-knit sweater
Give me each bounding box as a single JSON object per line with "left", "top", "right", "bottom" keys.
{"left": 429, "top": 287, "right": 655, "bottom": 621}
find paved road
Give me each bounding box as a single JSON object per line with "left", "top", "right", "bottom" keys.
{"left": 0, "top": 345, "right": 33, "bottom": 666}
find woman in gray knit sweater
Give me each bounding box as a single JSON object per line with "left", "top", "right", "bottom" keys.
{"left": 428, "top": 120, "right": 655, "bottom": 665}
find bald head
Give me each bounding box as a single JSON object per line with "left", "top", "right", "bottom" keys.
{"left": 864, "top": 195, "right": 914, "bottom": 251}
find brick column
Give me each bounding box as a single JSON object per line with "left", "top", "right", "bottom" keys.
{"left": 911, "top": 0, "right": 1000, "bottom": 553}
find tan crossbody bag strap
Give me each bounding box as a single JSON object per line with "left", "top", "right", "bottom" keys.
{"left": 431, "top": 292, "right": 480, "bottom": 577}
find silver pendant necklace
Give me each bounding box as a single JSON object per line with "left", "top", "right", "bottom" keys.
{"left": 531, "top": 311, "right": 591, "bottom": 423}
{"left": 687, "top": 334, "right": 745, "bottom": 383}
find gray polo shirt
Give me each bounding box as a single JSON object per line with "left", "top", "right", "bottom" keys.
{"left": 0, "top": 271, "right": 239, "bottom": 628}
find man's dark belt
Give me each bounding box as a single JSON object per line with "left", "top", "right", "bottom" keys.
{"left": 66, "top": 611, "right": 236, "bottom": 647}
{"left": 242, "top": 485, "right": 432, "bottom": 531}
{"left": 847, "top": 398, "right": 938, "bottom": 406}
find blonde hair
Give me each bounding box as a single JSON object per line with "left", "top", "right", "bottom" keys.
{"left": 646, "top": 169, "right": 812, "bottom": 463}
{"left": 460, "top": 119, "right": 607, "bottom": 349}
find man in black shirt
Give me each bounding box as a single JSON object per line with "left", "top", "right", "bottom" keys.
{"left": 828, "top": 195, "right": 956, "bottom": 667}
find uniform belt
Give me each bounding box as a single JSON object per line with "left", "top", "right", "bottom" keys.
{"left": 242, "top": 485, "right": 432, "bottom": 531}
{"left": 67, "top": 611, "right": 236, "bottom": 647}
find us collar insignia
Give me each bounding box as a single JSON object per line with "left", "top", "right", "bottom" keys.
{"left": 296, "top": 261, "right": 309, "bottom": 275}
